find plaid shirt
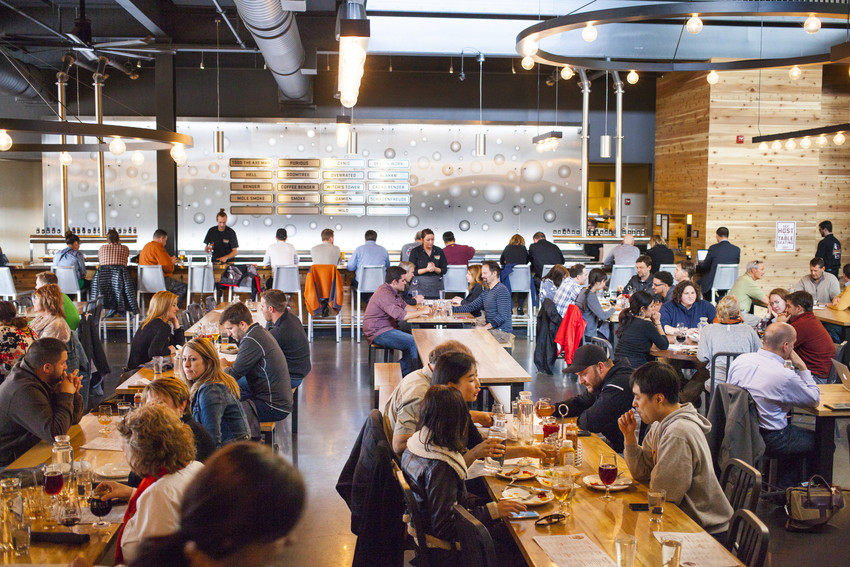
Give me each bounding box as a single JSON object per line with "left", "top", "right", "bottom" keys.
{"left": 97, "top": 243, "right": 130, "bottom": 266}
{"left": 554, "top": 277, "right": 583, "bottom": 317}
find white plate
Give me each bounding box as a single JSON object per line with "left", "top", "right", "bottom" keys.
{"left": 496, "top": 467, "right": 537, "bottom": 481}
{"left": 582, "top": 474, "right": 633, "bottom": 491}
{"left": 96, "top": 463, "right": 131, "bottom": 479}
{"left": 501, "top": 487, "right": 554, "bottom": 506}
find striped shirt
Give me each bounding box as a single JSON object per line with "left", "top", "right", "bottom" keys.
{"left": 553, "top": 277, "right": 582, "bottom": 317}
{"left": 97, "top": 243, "right": 130, "bottom": 266}
{"left": 454, "top": 281, "right": 513, "bottom": 333}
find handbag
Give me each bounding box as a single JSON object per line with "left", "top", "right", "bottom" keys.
{"left": 784, "top": 474, "right": 845, "bottom": 531}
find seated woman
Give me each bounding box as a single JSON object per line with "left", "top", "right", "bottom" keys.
{"left": 128, "top": 443, "right": 306, "bottom": 567}
{"left": 128, "top": 291, "right": 185, "bottom": 370}
{"left": 576, "top": 268, "right": 617, "bottom": 342}
{"left": 757, "top": 287, "right": 789, "bottom": 331}
{"left": 460, "top": 264, "right": 484, "bottom": 317}
{"left": 179, "top": 337, "right": 250, "bottom": 448}
{"left": 697, "top": 295, "right": 762, "bottom": 389}
{"left": 538, "top": 264, "right": 568, "bottom": 305}
{"left": 0, "top": 300, "right": 34, "bottom": 380}
{"left": 613, "top": 290, "right": 669, "bottom": 367}
{"left": 660, "top": 280, "right": 717, "bottom": 334}
{"left": 95, "top": 403, "right": 204, "bottom": 565}
{"left": 401, "top": 385, "right": 527, "bottom": 566}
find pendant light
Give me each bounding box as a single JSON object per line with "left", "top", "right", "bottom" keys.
{"left": 600, "top": 72, "right": 612, "bottom": 158}
{"left": 475, "top": 53, "right": 486, "bottom": 156}
{"left": 214, "top": 19, "right": 225, "bottom": 153}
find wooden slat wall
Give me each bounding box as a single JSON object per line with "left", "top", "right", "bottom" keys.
{"left": 818, "top": 65, "right": 850, "bottom": 266}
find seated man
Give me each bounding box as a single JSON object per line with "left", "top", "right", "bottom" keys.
{"left": 793, "top": 257, "right": 840, "bottom": 304}
{"left": 35, "top": 271, "right": 80, "bottom": 331}
{"left": 651, "top": 271, "right": 674, "bottom": 303}
{"left": 826, "top": 263, "right": 850, "bottom": 341}
{"left": 398, "top": 261, "right": 424, "bottom": 307}
{"left": 552, "top": 263, "right": 586, "bottom": 317}
{"left": 0, "top": 338, "right": 84, "bottom": 466}
{"left": 726, "top": 322, "right": 820, "bottom": 488}
{"left": 528, "top": 232, "right": 565, "bottom": 286}
{"left": 442, "top": 231, "right": 476, "bottom": 266}
{"left": 311, "top": 228, "right": 341, "bottom": 265}
{"left": 784, "top": 291, "right": 834, "bottom": 382}
{"left": 451, "top": 260, "right": 514, "bottom": 344}
{"left": 618, "top": 361, "right": 733, "bottom": 535}
{"left": 674, "top": 260, "right": 695, "bottom": 284}
{"left": 259, "top": 290, "right": 311, "bottom": 389}
{"left": 728, "top": 260, "right": 769, "bottom": 323}
{"left": 363, "top": 266, "right": 431, "bottom": 376}
{"left": 620, "top": 255, "right": 653, "bottom": 294}
{"left": 262, "top": 228, "right": 299, "bottom": 268}
{"left": 219, "top": 302, "right": 292, "bottom": 424}
{"left": 97, "top": 229, "right": 130, "bottom": 266}
{"left": 603, "top": 234, "right": 640, "bottom": 267}
{"left": 346, "top": 230, "right": 390, "bottom": 291}
{"left": 139, "top": 229, "right": 188, "bottom": 307}
{"left": 552, "top": 345, "right": 634, "bottom": 452}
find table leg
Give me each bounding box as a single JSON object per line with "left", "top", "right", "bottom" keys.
{"left": 813, "top": 416, "right": 836, "bottom": 483}
{"left": 510, "top": 382, "right": 525, "bottom": 401}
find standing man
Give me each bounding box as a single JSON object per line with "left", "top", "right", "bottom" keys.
{"left": 793, "top": 257, "right": 841, "bottom": 304}
{"left": 441, "top": 231, "right": 476, "bottom": 266}
{"left": 697, "top": 227, "right": 740, "bottom": 301}
{"left": 259, "top": 290, "right": 311, "bottom": 389}
{"left": 219, "top": 302, "right": 292, "bottom": 424}
{"left": 262, "top": 228, "right": 298, "bottom": 267}
{"left": 400, "top": 231, "right": 422, "bottom": 263}
{"left": 553, "top": 263, "right": 587, "bottom": 317}
{"left": 0, "top": 338, "right": 84, "bottom": 466}
{"left": 363, "top": 266, "right": 431, "bottom": 376}
{"left": 726, "top": 322, "right": 820, "bottom": 488}
{"left": 347, "top": 230, "right": 391, "bottom": 292}
{"left": 728, "top": 260, "right": 769, "bottom": 319}
{"left": 816, "top": 220, "right": 841, "bottom": 277}
{"left": 139, "top": 229, "right": 187, "bottom": 307}
{"left": 784, "top": 291, "right": 834, "bottom": 382}
{"left": 620, "top": 255, "right": 653, "bottom": 294}
{"left": 204, "top": 210, "right": 239, "bottom": 264}
{"left": 451, "top": 260, "right": 514, "bottom": 344}
{"left": 311, "top": 228, "right": 341, "bottom": 265}
{"left": 528, "top": 231, "right": 565, "bottom": 286}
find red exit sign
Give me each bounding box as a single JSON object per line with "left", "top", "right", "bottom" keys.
{"left": 736, "top": 135, "right": 745, "bottom": 144}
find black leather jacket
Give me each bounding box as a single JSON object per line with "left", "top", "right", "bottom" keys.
{"left": 400, "top": 450, "right": 493, "bottom": 542}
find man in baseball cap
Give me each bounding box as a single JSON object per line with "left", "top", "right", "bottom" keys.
{"left": 553, "top": 344, "right": 635, "bottom": 452}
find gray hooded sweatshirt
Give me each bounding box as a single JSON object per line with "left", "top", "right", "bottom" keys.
{"left": 623, "top": 403, "right": 733, "bottom": 534}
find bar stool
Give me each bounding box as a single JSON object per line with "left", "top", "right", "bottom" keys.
{"left": 272, "top": 265, "right": 302, "bottom": 319}
{"left": 187, "top": 261, "right": 217, "bottom": 306}
{"left": 508, "top": 264, "right": 534, "bottom": 340}
{"left": 0, "top": 267, "right": 31, "bottom": 302}
{"left": 51, "top": 266, "right": 83, "bottom": 301}
{"left": 440, "top": 265, "right": 469, "bottom": 299}
{"left": 136, "top": 265, "right": 167, "bottom": 330}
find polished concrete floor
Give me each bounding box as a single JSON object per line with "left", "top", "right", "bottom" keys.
{"left": 97, "top": 328, "right": 849, "bottom": 567}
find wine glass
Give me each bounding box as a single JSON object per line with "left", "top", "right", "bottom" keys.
{"left": 58, "top": 495, "right": 81, "bottom": 526}
{"left": 598, "top": 454, "right": 618, "bottom": 501}
{"left": 675, "top": 323, "right": 687, "bottom": 345}
{"left": 89, "top": 495, "right": 112, "bottom": 529}
{"left": 535, "top": 397, "right": 554, "bottom": 419}
{"left": 552, "top": 467, "right": 577, "bottom": 516}
{"left": 42, "top": 464, "right": 64, "bottom": 528}
{"left": 97, "top": 404, "right": 113, "bottom": 435}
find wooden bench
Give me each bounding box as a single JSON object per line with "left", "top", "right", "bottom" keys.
{"left": 373, "top": 362, "right": 403, "bottom": 410}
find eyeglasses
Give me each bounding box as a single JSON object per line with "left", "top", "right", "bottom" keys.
{"left": 535, "top": 513, "right": 565, "bottom": 526}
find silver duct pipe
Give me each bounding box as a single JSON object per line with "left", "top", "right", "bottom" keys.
{"left": 232, "top": 0, "right": 309, "bottom": 100}
{"left": 578, "top": 69, "right": 590, "bottom": 238}
{"left": 57, "top": 54, "right": 75, "bottom": 232}
{"left": 93, "top": 57, "right": 108, "bottom": 237}
{"left": 0, "top": 56, "right": 50, "bottom": 99}
{"left": 612, "top": 71, "right": 624, "bottom": 238}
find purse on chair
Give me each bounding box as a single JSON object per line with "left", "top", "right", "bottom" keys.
{"left": 784, "top": 475, "right": 845, "bottom": 531}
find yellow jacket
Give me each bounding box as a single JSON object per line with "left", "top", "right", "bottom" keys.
{"left": 829, "top": 283, "right": 850, "bottom": 311}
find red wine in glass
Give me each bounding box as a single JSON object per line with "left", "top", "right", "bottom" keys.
{"left": 43, "top": 470, "right": 64, "bottom": 495}
{"left": 598, "top": 464, "right": 618, "bottom": 485}
{"left": 90, "top": 498, "right": 112, "bottom": 529}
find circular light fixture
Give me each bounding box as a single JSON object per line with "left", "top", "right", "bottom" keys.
{"left": 170, "top": 143, "right": 187, "bottom": 165}
{"left": 759, "top": 141, "right": 769, "bottom": 153}
{"left": 131, "top": 151, "right": 145, "bottom": 166}
{"left": 582, "top": 22, "right": 598, "bottom": 43}
{"left": 626, "top": 70, "right": 639, "bottom": 84}
{"left": 686, "top": 14, "right": 703, "bottom": 34}
{"left": 59, "top": 151, "right": 73, "bottom": 166}
{"left": 817, "top": 135, "right": 828, "bottom": 147}
{"left": 706, "top": 70, "right": 719, "bottom": 84}
{"left": 521, "top": 56, "right": 535, "bottom": 70}
{"left": 0, "top": 129, "right": 11, "bottom": 151}
{"left": 560, "top": 66, "right": 574, "bottom": 80}
{"left": 789, "top": 65, "right": 802, "bottom": 80}
{"left": 785, "top": 139, "right": 796, "bottom": 150}
{"left": 771, "top": 140, "right": 782, "bottom": 151}
{"left": 109, "top": 137, "right": 126, "bottom": 156}
{"left": 800, "top": 137, "right": 812, "bottom": 149}
{"left": 804, "top": 15, "right": 821, "bottom": 34}
{"left": 834, "top": 132, "right": 846, "bottom": 145}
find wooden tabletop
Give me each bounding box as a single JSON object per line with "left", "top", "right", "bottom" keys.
{"left": 407, "top": 312, "right": 475, "bottom": 326}
{"left": 25, "top": 301, "right": 86, "bottom": 319}
{"left": 484, "top": 432, "right": 743, "bottom": 567}
{"left": 798, "top": 384, "right": 850, "bottom": 417}
{"left": 814, "top": 307, "right": 850, "bottom": 327}
{"left": 412, "top": 328, "right": 531, "bottom": 385}
{"left": 650, "top": 336, "right": 700, "bottom": 363}
{"left": 184, "top": 301, "right": 266, "bottom": 337}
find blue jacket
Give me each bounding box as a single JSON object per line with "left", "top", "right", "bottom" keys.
{"left": 660, "top": 300, "right": 717, "bottom": 329}
{"left": 192, "top": 382, "right": 250, "bottom": 448}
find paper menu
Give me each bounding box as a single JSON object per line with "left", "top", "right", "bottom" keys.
{"left": 653, "top": 532, "right": 739, "bottom": 567}
{"left": 81, "top": 436, "right": 124, "bottom": 451}
{"left": 534, "top": 534, "right": 616, "bottom": 567}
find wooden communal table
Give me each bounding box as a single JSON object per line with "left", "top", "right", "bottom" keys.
{"left": 407, "top": 312, "right": 475, "bottom": 329}
{"left": 484, "top": 432, "right": 743, "bottom": 567}
{"left": 4, "top": 413, "right": 127, "bottom": 566}
{"left": 412, "top": 328, "right": 531, "bottom": 399}
{"left": 184, "top": 301, "right": 266, "bottom": 337}
{"left": 814, "top": 307, "right": 850, "bottom": 341}
{"left": 797, "top": 384, "right": 850, "bottom": 483}
{"left": 650, "top": 336, "right": 700, "bottom": 363}
{"left": 113, "top": 367, "right": 171, "bottom": 397}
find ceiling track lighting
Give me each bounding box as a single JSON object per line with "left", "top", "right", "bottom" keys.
{"left": 533, "top": 131, "right": 562, "bottom": 152}
{"left": 753, "top": 123, "right": 850, "bottom": 149}
{"left": 0, "top": 129, "right": 12, "bottom": 151}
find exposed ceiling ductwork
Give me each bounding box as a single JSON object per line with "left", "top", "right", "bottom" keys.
{"left": 0, "top": 55, "right": 50, "bottom": 100}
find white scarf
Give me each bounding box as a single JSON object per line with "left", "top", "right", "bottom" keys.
{"left": 406, "top": 427, "right": 468, "bottom": 480}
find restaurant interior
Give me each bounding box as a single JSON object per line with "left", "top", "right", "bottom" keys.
{"left": 1, "top": 1, "right": 850, "bottom": 566}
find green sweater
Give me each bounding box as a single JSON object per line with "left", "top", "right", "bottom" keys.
{"left": 62, "top": 293, "right": 79, "bottom": 331}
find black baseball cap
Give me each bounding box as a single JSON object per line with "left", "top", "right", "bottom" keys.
{"left": 564, "top": 345, "right": 609, "bottom": 374}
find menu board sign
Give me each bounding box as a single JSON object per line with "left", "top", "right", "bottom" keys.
{"left": 323, "top": 194, "right": 366, "bottom": 205}
{"left": 368, "top": 182, "right": 410, "bottom": 193}
{"left": 277, "top": 193, "right": 321, "bottom": 204}
{"left": 322, "top": 170, "right": 365, "bottom": 180}
{"left": 323, "top": 205, "right": 366, "bottom": 216}
{"left": 278, "top": 158, "right": 321, "bottom": 168}
{"left": 322, "top": 158, "right": 365, "bottom": 168}
{"left": 367, "top": 194, "right": 410, "bottom": 205}
{"left": 277, "top": 183, "right": 319, "bottom": 191}
{"left": 368, "top": 159, "right": 410, "bottom": 169}
{"left": 367, "top": 170, "right": 410, "bottom": 180}
{"left": 278, "top": 170, "right": 319, "bottom": 179}
{"left": 277, "top": 206, "right": 320, "bottom": 215}
{"left": 230, "top": 194, "right": 273, "bottom": 203}
{"left": 366, "top": 206, "right": 410, "bottom": 216}
{"left": 231, "top": 183, "right": 273, "bottom": 191}
{"left": 229, "top": 158, "right": 273, "bottom": 167}
{"left": 775, "top": 221, "right": 797, "bottom": 251}
{"left": 230, "top": 206, "right": 274, "bottom": 215}
{"left": 230, "top": 170, "right": 273, "bottom": 179}
{"left": 323, "top": 182, "right": 365, "bottom": 192}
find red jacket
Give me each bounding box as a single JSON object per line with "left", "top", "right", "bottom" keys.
{"left": 789, "top": 311, "right": 834, "bottom": 378}
{"left": 555, "top": 304, "right": 586, "bottom": 364}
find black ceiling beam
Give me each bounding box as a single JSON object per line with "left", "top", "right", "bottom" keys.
{"left": 113, "top": 0, "right": 169, "bottom": 38}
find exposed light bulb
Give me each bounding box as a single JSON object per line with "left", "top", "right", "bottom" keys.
{"left": 59, "top": 151, "right": 73, "bottom": 166}
{"left": 800, "top": 137, "right": 812, "bottom": 149}
{"left": 561, "top": 66, "right": 574, "bottom": 80}
{"left": 109, "top": 137, "right": 126, "bottom": 156}
{"left": 789, "top": 66, "right": 802, "bottom": 81}
{"left": 582, "top": 22, "right": 598, "bottom": 43}
{"left": 336, "top": 120, "right": 350, "bottom": 148}
{"left": 759, "top": 142, "right": 769, "bottom": 153}
{"left": 686, "top": 15, "right": 703, "bottom": 34}
{"left": 199, "top": 60, "right": 205, "bottom": 70}
{"left": 521, "top": 56, "right": 534, "bottom": 71}
{"left": 520, "top": 41, "right": 538, "bottom": 57}
{"left": 136, "top": 60, "right": 141, "bottom": 68}
{"left": 804, "top": 15, "right": 821, "bottom": 34}
{"left": 706, "top": 70, "right": 719, "bottom": 85}
{"left": 0, "top": 129, "right": 11, "bottom": 151}
{"left": 817, "top": 135, "right": 828, "bottom": 147}
{"left": 771, "top": 140, "right": 782, "bottom": 151}
{"left": 785, "top": 139, "right": 796, "bottom": 150}
{"left": 834, "top": 132, "right": 846, "bottom": 145}
{"left": 626, "top": 70, "right": 639, "bottom": 85}
{"left": 170, "top": 143, "right": 187, "bottom": 165}
{"left": 131, "top": 151, "right": 145, "bottom": 166}
{"left": 449, "top": 62, "right": 453, "bottom": 74}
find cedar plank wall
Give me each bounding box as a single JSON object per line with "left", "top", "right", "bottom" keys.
{"left": 818, "top": 65, "right": 850, "bottom": 257}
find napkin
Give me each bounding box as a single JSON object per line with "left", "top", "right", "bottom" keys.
{"left": 30, "top": 531, "right": 90, "bottom": 545}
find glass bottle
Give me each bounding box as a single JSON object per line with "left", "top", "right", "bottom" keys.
{"left": 0, "top": 477, "right": 21, "bottom": 551}
{"left": 559, "top": 440, "right": 576, "bottom": 468}
{"left": 484, "top": 416, "right": 507, "bottom": 472}
{"left": 52, "top": 435, "right": 74, "bottom": 498}
{"left": 517, "top": 391, "right": 534, "bottom": 446}
{"left": 698, "top": 317, "right": 709, "bottom": 333}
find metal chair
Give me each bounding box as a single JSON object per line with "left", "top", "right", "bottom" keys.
{"left": 658, "top": 264, "right": 677, "bottom": 278}
{"left": 453, "top": 504, "right": 497, "bottom": 567}
{"left": 187, "top": 261, "right": 217, "bottom": 306}
{"left": 204, "top": 295, "right": 217, "bottom": 313}
{"left": 272, "top": 265, "right": 303, "bottom": 320}
{"left": 508, "top": 264, "right": 534, "bottom": 340}
{"left": 720, "top": 458, "right": 763, "bottom": 513}
{"left": 440, "top": 265, "right": 469, "bottom": 299}
{"left": 180, "top": 310, "right": 193, "bottom": 329}
{"left": 707, "top": 351, "right": 744, "bottom": 409}
{"left": 608, "top": 265, "right": 637, "bottom": 292}
{"left": 0, "top": 267, "right": 31, "bottom": 302}
{"left": 711, "top": 264, "right": 740, "bottom": 304}
{"left": 51, "top": 266, "right": 83, "bottom": 301}
{"left": 352, "top": 265, "right": 386, "bottom": 341}
{"left": 590, "top": 336, "right": 615, "bottom": 359}
{"left": 136, "top": 265, "right": 167, "bottom": 330}
{"left": 392, "top": 461, "right": 434, "bottom": 567}
{"left": 541, "top": 264, "right": 557, "bottom": 279}
{"left": 725, "top": 509, "right": 769, "bottom": 567}
{"left": 187, "top": 303, "right": 203, "bottom": 325}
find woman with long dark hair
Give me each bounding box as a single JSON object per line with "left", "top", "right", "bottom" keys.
{"left": 614, "top": 290, "right": 669, "bottom": 367}
{"left": 52, "top": 231, "right": 88, "bottom": 289}
{"left": 538, "top": 264, "right": 568, "bottom": 304}
{"left": 575, "top": 268, "right": 617, "bottom": 341}
{"left": 459, "top": 264, "right": 484, "bottom": 316}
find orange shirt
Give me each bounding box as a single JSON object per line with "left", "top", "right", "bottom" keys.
{"left": 139, "top": 241, "right": 174, "bottom": 277}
